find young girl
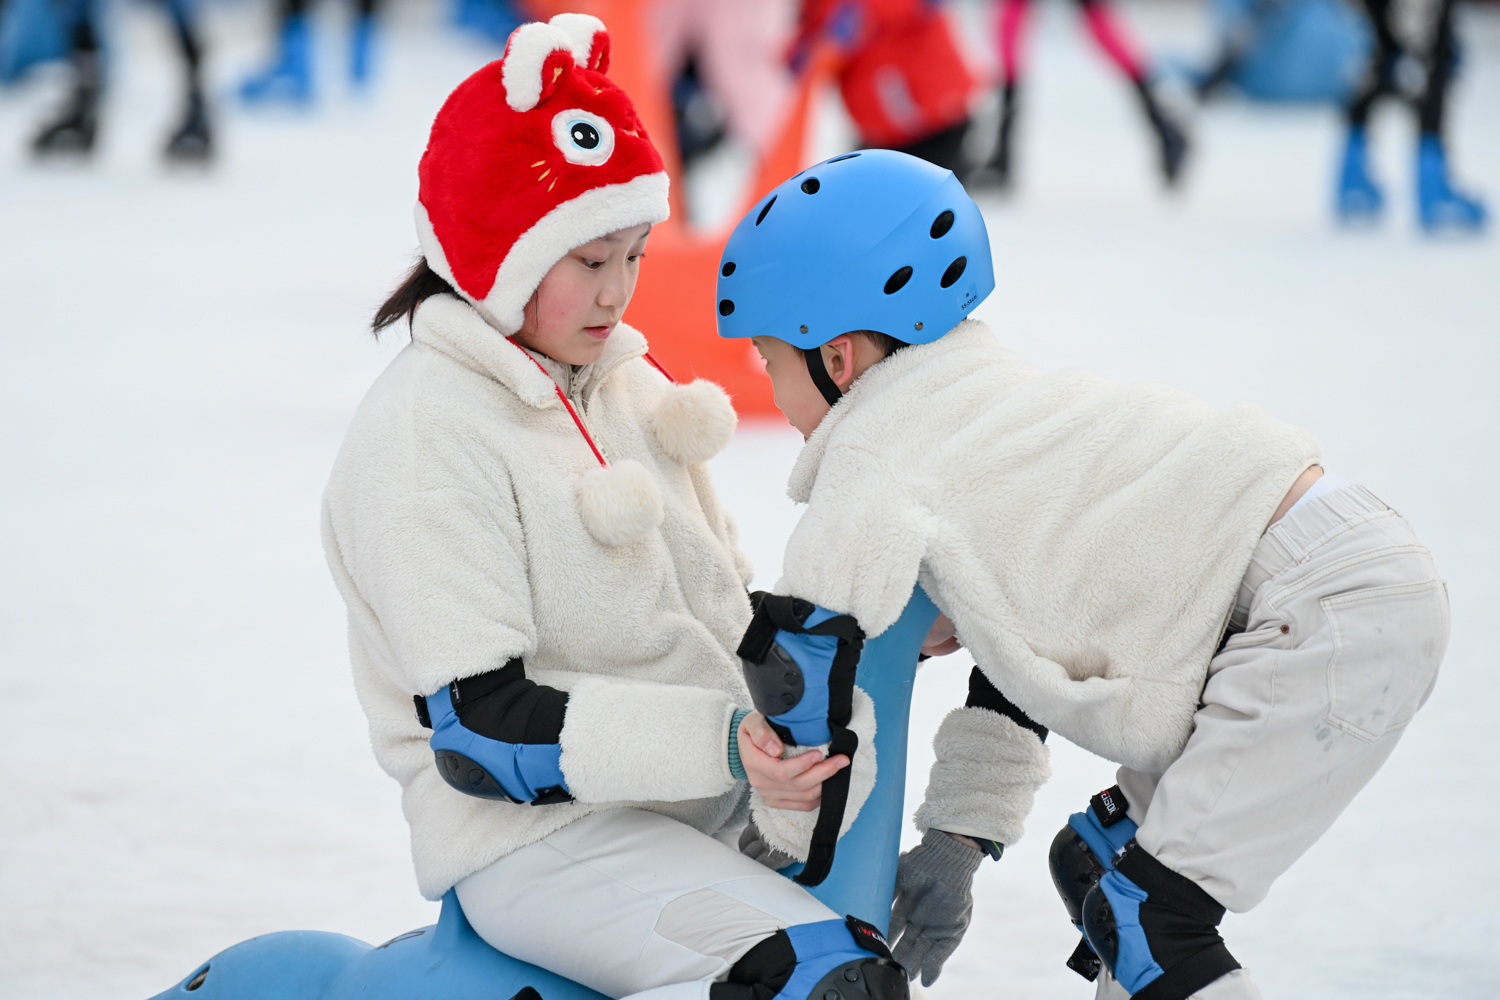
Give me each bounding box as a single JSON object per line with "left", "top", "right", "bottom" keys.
{"left": 322, "top": 16, "right": 907, "bottom": 1000}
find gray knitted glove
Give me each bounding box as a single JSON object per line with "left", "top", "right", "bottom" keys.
{"left": 739, "top": 819, "right": 797, "bottom": 871}
{"left": 889, "top": 828, "right": 985, "bottom": 985}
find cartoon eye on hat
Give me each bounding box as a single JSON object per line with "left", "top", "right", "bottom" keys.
{"left": 552, "top": 109, "right": 615, "bottom": 166}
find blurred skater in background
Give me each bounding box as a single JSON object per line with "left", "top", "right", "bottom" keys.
{"left": 28, "top": 0, "right": 211, "bottom": 160}
{"left": 795, "top": 0, "right": 980, "bottom": 173}
{"left": 238, "top": 0, "right": 382, "bottom": 103}
{"left": 968, "top": 0, "right": 1189, "bottom": 189}
{"left": 651, "top": 0, "right": 797, "bottom": 169}
{"left": 1337, "top": 0, "right": 1487, "bottom": 232}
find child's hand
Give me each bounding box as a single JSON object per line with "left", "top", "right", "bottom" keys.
{"left": 737, "top": 712, "right": 850, "bottom": 811}
{"left": 922, "top": 614, "right": 962, "bottom": 657}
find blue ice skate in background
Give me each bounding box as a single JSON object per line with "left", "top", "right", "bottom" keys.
{"left": 145, "top": 587, "right": 941, "bottom": 1000}
{"left": 1203, "top": 0, "right": 1369, "bottom": 102}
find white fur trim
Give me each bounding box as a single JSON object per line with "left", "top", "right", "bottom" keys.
{"left": 413, "top": 202, "right": 460, "bottom": 299}
{"left": 578, "top": 459, "right": 664, "bottom": 546}
{"left": 651, "top": 380, "right": 738, "bottom": 465}
{"left": 548, "top": 12, "right": 606, "bottom": 67}
{"left": 479, "top": 172, "right": 670, "bottom": 335}
{"left": 913, "top": 707, "right": 1051, "bottom": 847}
{"left": 501, "top": 22, "right": 575, "bottom": 112}
{"left": 559, "top": 677, "right": 738, "bottom": 802}
{"left": 748, "top": 686, "right": 877, "bottom": 862}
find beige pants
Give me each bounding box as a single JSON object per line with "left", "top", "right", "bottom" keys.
{"left": 455, "top": 808, "right": 837, "bottom": 1000}
{"left": 1111, "top": 484, "right": 1448, "bottom": 997}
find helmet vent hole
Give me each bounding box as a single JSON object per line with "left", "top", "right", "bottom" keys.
{"left": 755, "top": 196, "right": 777, "bottom": 226}
{"left": 719, "top": 299, "right": 735, "bottom": 316}
{"left": 940, "top": 256, "right": 968, "bottom": 288}
{"left": 828, "top": 153, "right": 861, "bottom": 163}
{"left": 884, "top": 266, "right": 913, "bottom": 295}
{"left": 185, "top": 966, "right": 210, "bottom": 991}
{"left": 930, "top": 210, "right": 955, "bottom": 239}
{"left": 721, "top": 262, "right": 736, "bottom": 277}
{"left": 876, "top": 265, "right": 912, "bottom": 296}
{"left": 801, "top": 177, "right": 821, "bottom": 194}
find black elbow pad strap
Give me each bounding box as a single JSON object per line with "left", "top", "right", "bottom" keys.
{"left": 738, "top": 592, "right": 866, "bottom": 888}
{"left": 966, "top": 665, "right": 1048, "bottom": 742}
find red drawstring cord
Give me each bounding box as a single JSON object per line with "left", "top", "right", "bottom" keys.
{"left": 505, "top": 343, "right": 677, "bottom": 469}
{"left": 642, "top": 352, "right": 677, "bottom": 384}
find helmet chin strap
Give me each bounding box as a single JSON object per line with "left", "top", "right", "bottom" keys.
{"left": 803, "top": 347, "right": 844, "bottom": 407}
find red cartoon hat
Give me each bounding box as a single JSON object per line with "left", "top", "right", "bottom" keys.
{"left": 415, "top": 13, "right": 670, "bottom": 334}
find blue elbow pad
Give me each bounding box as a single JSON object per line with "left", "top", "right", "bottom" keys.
{"left": 737, "top": 593, "right": 866, "bottom": 886}
{"left": 414, "top": 658, "right": 572, "bottom": 805}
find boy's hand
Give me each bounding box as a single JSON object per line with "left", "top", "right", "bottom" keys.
{"left": 738, "top": 711, "right": 849, "bottom": 811}
{"left": 922, "top": 614, "right": 962, "bottom": 657}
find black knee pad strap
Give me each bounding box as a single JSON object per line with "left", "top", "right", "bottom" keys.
{"left": 1104, "top": 843, "right": 1242, "bottom": 1000}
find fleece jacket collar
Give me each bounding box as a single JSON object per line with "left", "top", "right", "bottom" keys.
{"left": 411, "top": 293, "right": 647, "bottom": 411}
{"left": 788, "top": 319, "right": 1000, "bottom": 503}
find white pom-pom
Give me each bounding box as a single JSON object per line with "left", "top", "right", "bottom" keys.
{"left": 650, "top": 379, "right": 737, "bottom": 465}
{"left": 577, "top": 460, "right": 664, "bottom": 546}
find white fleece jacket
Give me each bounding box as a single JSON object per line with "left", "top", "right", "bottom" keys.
{"left": 777, "top": 319, "right": 1320, "bottom": 846}
{"left": 322, "top": 294, "right": 756, "bottom": 899}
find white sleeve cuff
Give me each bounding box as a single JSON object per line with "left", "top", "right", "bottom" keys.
{"left": 559, "top": 677, "right": 739, "bottom": 803}
{"left": 913, "top": 706, "right": 1051, "bottom": 847}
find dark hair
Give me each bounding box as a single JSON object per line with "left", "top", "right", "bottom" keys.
{"left": 850, "top": 330, "right": 909, "bottom": 358}
{"left": 372, "top": 257, "right": 459, "bottom": 336}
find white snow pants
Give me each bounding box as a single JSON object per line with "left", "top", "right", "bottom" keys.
{"left": 1107, "top": 484, "right": 1448, "bottom": 998}
{"left": 454, "top": 808, "right": 839, "bottom": 1000}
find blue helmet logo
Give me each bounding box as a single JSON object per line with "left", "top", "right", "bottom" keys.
{"left": 715, "top": 149, "right": 994, "bottom": 348}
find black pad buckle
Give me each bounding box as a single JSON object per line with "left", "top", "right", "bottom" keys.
{"left": 1066, "top": 936, "right": 1101, "bottom": 982}
{"left": 1090, "top": 785, "right": 1131, "bottom": 828}
{"left": 846, "top": 915, "right": 892, "bottom": 959}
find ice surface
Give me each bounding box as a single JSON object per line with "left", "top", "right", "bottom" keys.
{"left": 1, "top": 0, "right": 1496, "bottom": 997}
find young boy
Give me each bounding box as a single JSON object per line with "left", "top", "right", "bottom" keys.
{"left": 717, "top": 150, "right": 1448, "bottom": 999}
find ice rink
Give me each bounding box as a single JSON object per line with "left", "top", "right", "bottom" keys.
{"left": 2, "top": 1, "right": 1497, "bottom": 997}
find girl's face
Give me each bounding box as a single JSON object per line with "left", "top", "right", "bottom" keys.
{"left": 513, "top": 223, "right": 652, "bottom": 366}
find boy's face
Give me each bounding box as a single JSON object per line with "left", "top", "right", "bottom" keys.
{"left": 751, "top": 336, "right": 833, "bottom": 439}
{"left": 752, "top": 334, "right": 887, "bottom": 439}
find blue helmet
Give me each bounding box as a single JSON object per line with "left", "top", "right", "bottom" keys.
{"left": 714, "top": 149, "right": 994, "bottom": 349}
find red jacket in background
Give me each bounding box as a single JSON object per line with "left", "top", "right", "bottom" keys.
{"left": 800, "top": 0, "right": 977, "bottom": 146}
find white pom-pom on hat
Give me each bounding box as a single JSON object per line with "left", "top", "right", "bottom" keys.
{"left": 578, "top": 459, "right": 664, "bottom": 546}
{"left": 650, "top": 379, "right": 737, "bottom": 465}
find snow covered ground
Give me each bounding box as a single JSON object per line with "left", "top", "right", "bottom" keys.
{"left": 1, "top": 0, "right": 1497, "bottom": 997}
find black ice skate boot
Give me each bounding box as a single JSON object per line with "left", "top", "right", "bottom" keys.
{"left": 1134, "top": 78, "right": 1188, "bottom": 186}
{"left": 32, "top": 51, "right": 101, "bottom": 158}
{"left": 165, "top": 87, "right": 214, "bottom": 163}
{"left": 967, "top": 81, "right": 1018, "bottom": 191}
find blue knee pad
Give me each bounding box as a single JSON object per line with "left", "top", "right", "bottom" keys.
{"left": 1048, "top": 786, "right": 1140, "bottom": 983}
{"left": 1081, "top": 843, "right": 1241, "bottom": 1000}
{"left": 711, "top": 917, "right": 907, "bottom": 1000}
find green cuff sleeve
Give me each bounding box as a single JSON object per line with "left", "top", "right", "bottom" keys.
{"left": 727, "top": 708, "right": 752, "bottom": 782}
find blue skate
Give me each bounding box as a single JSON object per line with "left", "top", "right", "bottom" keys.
{"left": 145, "top": 586, "right": 943, "bottom": 1000}
{"left": 1335, "top": 125, "right": 1383, "bottom": 224}
{"left": 1417, "top": 134, "right": 1487, "bottom": 234}
{"left": 239, "top": 13, "right": 312, "bottom": 106}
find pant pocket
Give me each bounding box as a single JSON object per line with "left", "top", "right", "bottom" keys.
{"left": 1323, "top": 579, "right": 1447, "bottom": 742}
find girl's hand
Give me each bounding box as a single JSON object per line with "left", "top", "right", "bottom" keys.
{"left": 737, "top": 712, "right": 849, "bottom": 811}
{"left": 922, "top": 614, "right": 962, "bottom": 657}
